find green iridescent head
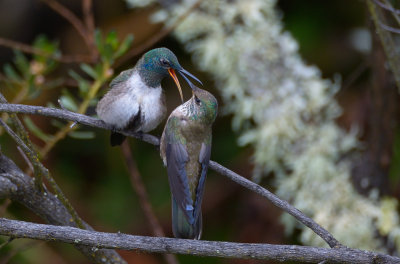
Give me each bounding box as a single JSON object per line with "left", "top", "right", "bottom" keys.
{"left": 188, "top": 86, "right": 218, "bottom": 124}
{"left": 138, "top": 47, "right": 202, "bottom": 101}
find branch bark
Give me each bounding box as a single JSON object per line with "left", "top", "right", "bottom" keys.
{"left": 0, "top": 103, "right": 339, "bottom": 248}
{"left": 121, "top": 141, "right": 179, "bottom": 264}
{"left": 0, "top": 218, "right": 398, "bottom": 264}
{"left": 0, "top": 152, "right": 126, "bottom": 264}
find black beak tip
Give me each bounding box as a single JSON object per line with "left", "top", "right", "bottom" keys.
{"left": 179, "top": 69, "right": 203, "bottom": 87}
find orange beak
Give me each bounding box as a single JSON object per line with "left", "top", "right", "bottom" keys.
{"left": 168, "top": 68, "right": 184, "bottom": 103}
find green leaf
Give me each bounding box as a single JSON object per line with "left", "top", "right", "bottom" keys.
{"left": 60, "top": 91, "right": 79, "bottom": 112}
{"left": 50, "top": 119, "right": 65, "bottom": 128}
{"left": 68, "top": 130, "right": 95, "bottom": 139}
{"left": 14, "top": 51, "right": 30, "bottom": 76}
{"left": 114, "top": 34, "right": 134, "bottom": 59}
{"left": 94, "top": 29, "right": 103, "bottom": 51}
{"left": 3, "top": 64, "right": 20, "bottom": 81}
{"left": 27, "top": 75, "right": 38, "bottom": 97}
{"left": 69, "top": 70, "right": 90, "bottom": 97}
{"left": 80, "top": 63, "right": 98, "bottom": 79}
{"left": 106, "top": 30, "right": 119, "bottom": 50}
{"left": 23, "top": 116, "right": 53, "bottom": 141}
{"left": 33, "top": 35, "right": 58, "bottom": 53}
{"left": 78, "top": 80, "right": 90, "bottom": 97}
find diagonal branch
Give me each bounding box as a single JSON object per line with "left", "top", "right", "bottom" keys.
{"left": 0, "top": 37, "right": 93, "bottom": 63}
{"left": 0, "top": 103, "right": 338, "bottom": 248}
{"left": 0, "top": 152, "right": 126, "bottom": 263}
{"left": 40, "top": 0, "right": 91, "bottom": 51}
{"left": 0, "top": 218, "right": 398, "bottom": 264}
{"left": 116, "top": 0, "right": 202, "bottom": 68}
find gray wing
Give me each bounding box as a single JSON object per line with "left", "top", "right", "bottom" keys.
{"left": 164, "top": 129, "right": 196, "bottom": 225}
{"left": 109, "top": 69, "right": 134, "bottom": 88}
{"left": 193, "top": 141, "right": 211, "bottom": 221}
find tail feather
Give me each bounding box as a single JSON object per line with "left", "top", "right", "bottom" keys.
{"left": 110, "top": 132, "right": 126, "bottom": 146}
{"left": 172, "top": 196, "right": 202, "bottom": 239}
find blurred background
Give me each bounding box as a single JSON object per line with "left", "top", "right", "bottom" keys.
{"left": 0, "top": 0, "right": 399, "bottom": 263}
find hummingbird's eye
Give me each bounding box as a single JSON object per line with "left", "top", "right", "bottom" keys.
{"left": 159, "top": 58, "right": 170, "bottom": 67}
{"left": 195, "top": 96, "right": 201, "bottom": 105}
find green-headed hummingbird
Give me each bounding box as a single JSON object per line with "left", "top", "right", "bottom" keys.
{"left": 96, "top": 47, "right": 202, "bottom": 146}
{"left": 160, "top": 85, "right": 218, "bottom": 239}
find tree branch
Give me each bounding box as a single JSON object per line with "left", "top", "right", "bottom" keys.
{"left": 0, "top": 37, "right": 93, "bottom": 63}
{"left": 0, "top": 103, "right": 338, "bottom": 249}
{"left": 40, "top": 0, "right": 92, "bottom": 51}
{"left": 121, "top": 141, "right": 179, "bottom": 264}
{"left": 0, "top": 218, "right": 398, "bottom": 264}
{"left": 0, "top": 152, "right": 126, "bottom": 263}
{"left": 116, "top": 0, "right": 202, "bottom": 67}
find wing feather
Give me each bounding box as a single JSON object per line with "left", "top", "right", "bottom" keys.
{"left": 193, "top": 140, "right": 211, "bottom": 221}
{"left": 164, "top": 124, "right": 196, "bottom": 224}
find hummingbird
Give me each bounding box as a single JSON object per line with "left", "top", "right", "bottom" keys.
{"left": 96, "top": 47, "right": 202, "bottom": 146}
{"left": 160, "top": 85, "right": 218, "bottom": 239}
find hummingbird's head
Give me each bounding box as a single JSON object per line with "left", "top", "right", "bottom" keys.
{"left": 140, "top": 47, "right": 202, "bottom": 102}
{"left": 188, "top": 85, "right": 218, "bottom": 125}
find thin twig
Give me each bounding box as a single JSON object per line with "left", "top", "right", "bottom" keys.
{"left": 373, "top": 0, "right": 400, "bottom": 14}
{"left": 17, "top": 146, "right": 34, "bottom": 173}
{"left": 0, "top": 103, "right": 340, "bottom": 249}
{"left": 0, "top": 37, "right": 93, "bottom": 63}
{"left": 116, "top": 0, "right": 202, "bottom": 68}
{"left": 82, "top": 0, "right": 98, "bottom": 61}
{"left": 121, "top": 141, "right": 179, "bottom": 264}
{"left": 40, "top": 0, "right": 91, "bottom": 51}
{"left": 0, "top": 218, "right": 399, "bottom": 264}
{"left": 209, "top": 160, "right": 341, "bottom": 248}
{"left": 0, "top": 118, "right": 85, "bottom": 230}
{"left": 378, "top": 21, "right": 400, "bottom": 34}
{"left": 0, "top": 102, "right": 44, "bottom": 191}
{"left": 367, "top": 0, "right": 400, "bottom": 90}
{"left": 342, "top": 59, "right": 369, "bottom": 91}
{"left": 382, "top": 0, "right": 400, "bottom": 25}
{"left": 0, "top": 153, "right": 126, "bottom": 263}
{"left": 0, "top": 237, "right": 14, "bottom": 250}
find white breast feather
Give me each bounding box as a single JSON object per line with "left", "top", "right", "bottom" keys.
{"left": 98, "top": 71, "right": 165, "bottom": 131}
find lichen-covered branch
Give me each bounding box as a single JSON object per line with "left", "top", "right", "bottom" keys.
{"left": 0, "top": 218, "right": 398, "bottom": 264}
{"left": 0, "top": 152, "right": 126, "bottom": 264}
{"left": 0, "top": 103, "right": 337, "bottom": 248}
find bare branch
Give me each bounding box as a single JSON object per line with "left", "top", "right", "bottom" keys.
{"left": 116, "top": 0, "right": 202, "bottom": 67}
{"left": 373, "top": 0, "right": 400, "bottom": 14}
{"left": 378, "top": 21, "right": 400, "bottom": 34}
{"left": 0, "top": 97, "right": 85, "bottom": 230}
{"left": 0, "top": 218, "right": 398, "bottom": 264}
{"left": 0, "top": 152, "right": 126, "bottom": 263}
{"left": 0, "top": 103, "right": 338, "bottom": 248}
{"left": 0, "top": 37, "right": 93, "bottom": 63}
{"left": 0, "top": 103, "right": 159, "bottom": 145}
{"left": 209, "top": 161, "right": 341, "bottom": 248}
{"left": 121, "top": 142, "right": 179, "bottom": 264}
{"left": 40, "top": 0, "right": 91, "bottom": 51}
{"left": 82, "top": 0, "right": 98, "bottom": 61}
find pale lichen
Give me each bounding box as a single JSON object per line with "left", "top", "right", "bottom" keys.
{"left": 126, "top": 0, "right": 400, "bottom": 252}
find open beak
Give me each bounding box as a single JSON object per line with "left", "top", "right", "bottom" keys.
{"left": 168, "top": 68, "right": 184, "bottom": 102}
{"left": 178, "top": 68, "right": 202, "bottom": 89}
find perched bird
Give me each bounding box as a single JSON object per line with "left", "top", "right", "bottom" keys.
{"left": 160, "top": 85, "right": 218, "bottom": 239}
{"left": 96, "top": 47, "right": 202, "bottom": 146}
